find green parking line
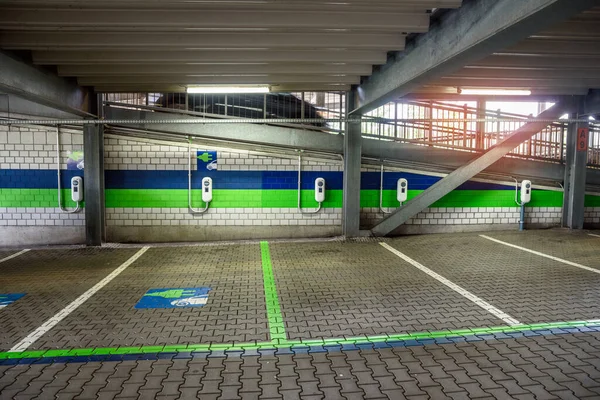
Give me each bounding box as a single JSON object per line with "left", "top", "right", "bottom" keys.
{"left": 1, "top": 319, "right": 599, "bottom": 360}
{"left": 260, "top": 241, "right": 287, "bottom": 343}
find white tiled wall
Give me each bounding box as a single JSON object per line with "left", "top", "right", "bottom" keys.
{"left": 0, "top": 125, "right": 85, "bottom": 228}
{"left": 361, "top": 207, "right": 563, "bottom": 228}
{"left": 104, "top": 136, "right": 342, "bottom": 172}
{"left": 104, "top": 136, "right": 343, "bottom": 228}
{"left": 585, "top": 207, "right": 600, "bottom": 224}
{"left": 0, "top": 207, "right": 84, "bottom": 227}
{"left": 106, "top": 207, "right": 341, "bottom": 227}
{"left": 0, "top": 125, "right": 83, "bottom": 170}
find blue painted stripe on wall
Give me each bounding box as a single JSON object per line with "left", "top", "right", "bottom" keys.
{"left": 104, "top": 170, "right": 345, "bottom": 190}
{"left": 0, "top": 169, "right": 83, "bottom": 189}
{"left": 361, "top": 172, "right": 514, "bottom": 191}
{"left": 1, "top": 169, "right": 514, "bottom": 191}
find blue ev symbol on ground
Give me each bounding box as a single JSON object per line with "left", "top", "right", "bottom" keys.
{"left": 0, "top": 293, "right": 26, "bottom": 309}
{"left": 197, "top": 151, "right": 218, "bottom": 171}
{"left": 135, "top": 288, "right": 211, "bottom": 309}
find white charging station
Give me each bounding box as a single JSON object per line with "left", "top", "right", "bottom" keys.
{"left": 315, "top": 177, "right": 326, "bottom": 203}
{"left": 71, "top": 176, "right": 83, "bottom": 202}
{"left": 202, "top": 177, "right": 213, "bottom": 203}
{"left": 520, "top": 180, "right": 532, "bottom": 204}
{"left": 397, "top": 178, "right": 408, "bottom": 203}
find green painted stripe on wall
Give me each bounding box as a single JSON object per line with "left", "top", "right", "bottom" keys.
{"left": 0, "top": 189, "right": 80, "bottom": 208}
{"left": 586, "top": 194, "right": 600, "bottom": 207}
{"left": 105, "top": 189, "right": 344, "bottom": 208}
{"left": 362, "top": 189, "right": 564, "bottom": 208}
{"left": 0, "top": 188, "right": 594, "bottom": 209}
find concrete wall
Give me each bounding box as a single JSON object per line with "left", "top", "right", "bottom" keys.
{"left": 585, "top": 207, "right": 600, "bottom": 228}
{"left": 2, "top": 127, "right": 600, "bottom": 246}
{"left": 0, "top": 125, "right": 85, "bottom": 246}
{"left": 103, "top": 137, "right": 343, "bottom": 243}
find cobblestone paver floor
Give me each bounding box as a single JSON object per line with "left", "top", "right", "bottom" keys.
{"left": 386, "top": 232, "right": 600, "bottom": 324}
{"left": 28, "top": 244, "right": 266, "bottom": 350}
{"left": 2, "top": 331, "right": 600, "bottom": 399}
{"left": 1, "top": 229, "right": 600, "bottom": 399}
{"left": 0, "top": 248, "right": 138, "bottom": 352}
{"left": 269, "top": 241, "right": 503, "bottom": 340}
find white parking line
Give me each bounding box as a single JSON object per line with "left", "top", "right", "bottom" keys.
{"left": 589, "top": 234, "right": 600, "bottom": 238}
{"left": 379, "top": 242, "right": 521, "bottom": 326}
{"left": 480, "top": 235, "right": 600, "bottom": 275}
{"left": 9, "top": 246, "right": 150, "bottom": 353}
{"left": 0, "top": 249, "right": 30, "bottom": 264}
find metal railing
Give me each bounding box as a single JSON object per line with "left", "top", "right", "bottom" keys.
{"left": 102, "top": 91, "right": 345, "bottom": 132}
{"left": 102, "top": 93, "right": 600, "bottom": 168}
{"left": 363, "top": 100, "right": 569, "bottom": 164}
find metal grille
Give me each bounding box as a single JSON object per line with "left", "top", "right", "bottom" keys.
{"left": 104, "top": 91, "right": 346, "bottom": 132}
{"left": 100, "top": 93, "right": 599, "bottom": 168}
{"left": 363, "top": 100, "right": 568, "bottom": 163}
{"left": 590, "top": 122, "right": 600, "bottom": 168}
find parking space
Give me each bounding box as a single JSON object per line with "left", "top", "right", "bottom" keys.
{"left": 1, "top": 229, "right": 600, "bottom": 355}
{"left": 0, "top": 250, "right": 29, "bottom": 264}
{"left": 2, "top": 230, "right": 600, "bottom": 399}
{"left": 0, "top": 248, "right": 138, "bottom": 352}
{"left": 484, "top": 229, "right": 600, "bottom": 269}
{"left": 385, "top": 232, "right": 600, "bottom": 325}
{"left": 269, "top": 241, "right": 504, "bottom": 340}
{"left": 26, "top": 244, "right": 267, "bottom": 350}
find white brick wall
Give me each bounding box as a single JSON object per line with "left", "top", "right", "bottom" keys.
{"left": 361, "top": 207, "right": 563, "bottom": 228}
{"left": 585, "top": 207, "right": 600, "bottom": 224}
{"left": 0, "top": 125, "right": 82, "bottom": 170}
{"left": 106, "top": 207, "right": 341, "bottom": 227}
{"left": 0, "top": 207, "right": 85, "bottom": 226}
{"left": 104, "top": 135, "right": 343, "bottom": 227}
{"left": 104, "top": 136, "right": 342, "bottom": 172}
{"left": 0, "top": 125, "right": 85, "bottom": 231}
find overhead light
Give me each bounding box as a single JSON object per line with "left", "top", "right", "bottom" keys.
{"left": 186, "top": 86, "right": 270, "bottom": 94}
{"left": 458, "top": 88, "right": 532, "bottom": 96}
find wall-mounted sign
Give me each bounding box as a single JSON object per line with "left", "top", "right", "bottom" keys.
{"left": 135, "top": 288, "right": 211, "bottom": 309}
{"left": 0, "top": 293, "right": 26, "bottom": 309}
{"left": 66, "top": 150, "right": 84, "bottom": 170}
{"left": 197, "top": 151, "right": 218, "bottom": 171}
{"left": 577, "top": 127, "right": 589, "bottom": 152}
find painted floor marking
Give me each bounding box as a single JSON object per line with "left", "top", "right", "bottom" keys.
{"left": 380, "top": 242, "right": 521, "bottom": 326}
{"left": 8, "top": 247, "right": 150, "bottom": 353}
{"left": 260, "top": 241, "right": 286, "bottom": 342}
{"left": 589, "top": 234, "right": 600, "bottom": 238}
{"left": 480, "top": 235, "right": 600, "bottom": 275}
{"left": 0, "top": 249, "right": 30, "bottom": 264}
{"left": 1, "top": 318, "right": 600, "bottom": 363}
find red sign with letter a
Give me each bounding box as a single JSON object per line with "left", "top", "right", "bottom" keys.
{"left": 577, "top": 127, "right": 589, "bottom": 152}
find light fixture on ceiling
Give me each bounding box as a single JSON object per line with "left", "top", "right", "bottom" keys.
{"left": 186, "top": 85, "right": 270, "bottom": 94}
{"left": 458, "top": 88, "right": 532, "bottom": 96}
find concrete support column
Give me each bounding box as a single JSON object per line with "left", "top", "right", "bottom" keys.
{"left": 343, "top": 90, "right": 362, "bottom": 237}
{"left": 476, "top": 98, "right": 486, "bottom": 149}
{"left": 83, "top": 124, "right": 105, "bottom": 246}
{"left": 562, "top": 99, "right": 588, "bottom": 229}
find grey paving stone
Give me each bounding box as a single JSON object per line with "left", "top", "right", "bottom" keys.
{"left": 27, "top": 244, "right": 266, "bottom": 350}
{"left": 269, "top": 241, "right": 502, "bottom": 340}
{"left": 0, "top": 248, "right": 138, "bottom": 351}
{"left": 387, "top": 232, "right": 600, "bottom": 324}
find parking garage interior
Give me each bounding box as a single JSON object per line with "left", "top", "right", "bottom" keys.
{"left": 2, "top": 0, "right": 600, "bottom": 399}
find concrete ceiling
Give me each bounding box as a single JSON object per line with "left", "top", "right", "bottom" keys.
{"left": 0, "top": 0, "right": 463, "bottom": 93}
{"left": 414, "top": 6, "right": 600, "bottom": 97}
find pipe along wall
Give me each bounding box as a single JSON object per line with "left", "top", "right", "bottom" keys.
{"left": 1, "top": 125, "right": 600, "bottom": 245}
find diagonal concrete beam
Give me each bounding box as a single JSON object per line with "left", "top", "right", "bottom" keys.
{"left": 353, "top": 0, "right": 598, "bottom": 114}
{"left": 0, "top": 51, "right": 90, "bottom": 117}
{"left": 371, "top": 99, "right": 576, "bottom": 237}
